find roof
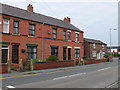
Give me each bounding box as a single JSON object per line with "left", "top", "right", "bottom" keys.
{"left": 107, "top": 46, "right": 120, "bottom": 49}
{"left": 0, "top": 3, "right": 83, "bottom": 32}
{"left": 84, "top": 38, "right": 107, "bottom": 45}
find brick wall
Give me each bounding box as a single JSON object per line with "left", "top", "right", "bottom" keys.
{"left": 34, "top": 60, "right": 74, "bottom": 70}
{"left": 1, "top": 14, "right": 84, "bottom": 64}
{"left": 0, "top": 64, "right": 8, "bottom": 73}
{"left": 84, "top": 40, "right": 107, "bottom": 59}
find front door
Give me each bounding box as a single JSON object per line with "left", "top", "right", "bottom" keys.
{"left": 63, "top": 47, "right": 66, "bottom": 60}
{"left": 12, "top": 45, "right": 19, "bottom": 64}
{"left": 68, "top": 48, "right": 71, "bottom": 60}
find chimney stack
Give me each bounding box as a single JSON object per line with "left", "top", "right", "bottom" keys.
{"left": 27, "top": 4, "right": 33, "bottom": 12}
{"left": 63, "top": 16, "right": 71, "bottom": 23}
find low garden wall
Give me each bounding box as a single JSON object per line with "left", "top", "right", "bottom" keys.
{"left": 11, "top": 63, "right": 19, "bottom": 71}
{"left": 0, "top": 64, "right": 8, "bottom": 74}
{"left": 84, "top": 59, "right": 107, "bottom": 65}
{"left": 34, "top": 60, "right": 74, "bottom": 70}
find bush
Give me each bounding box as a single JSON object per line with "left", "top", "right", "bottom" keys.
{"left": 33, "top": 59, "right": 39, "bottom": 63}
{"left": 46, "top": 55, "right": 58, "bottom": 62}
{"left": 104, "top": 54, "right": 111, "bottom": 58}
{"left": 104, "top": 54, "right": 120, "bottom": 58}
{"left": 112, "top": 54, "right": 120, "bottom": 57}
{"left": 82, "top": 57, "right": 87, "bottom": 60}
{"left": 102, "top": 57, "right": 107, "bottom": 59}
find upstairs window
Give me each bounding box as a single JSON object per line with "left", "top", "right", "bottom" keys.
{"left": 3, "top": 19, "right": 9, "bottom": 33}
{"left": 29, "top": 24, "right": 35, "bottom": 36}
{"left": 93, "top": 43, "right": 96, "bottom": 48}
{"left": 63, "top": 30, "right": 66, "bottom": 40}
{"left": 13, "top": 21, "right": 19, "bottom": 34}
{"left": 52, "top": 27, "right": 57, "bottom": 39}
{"left": 102, "top": 45, "right": 105, "bottom": 49}
{"left": 75, "top": 33, "right": 79, "bottom": 42}
{"left": 68, "top": 31, "right": 71, "bottom": 40}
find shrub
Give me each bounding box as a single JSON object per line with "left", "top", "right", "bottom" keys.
{"left": 33, "top": 59, "right": 39, "bottom": 63}
{"left": 112, "top": 54, "right": 120, "bottom": 57}
{"left": 82, "top": 57, "right": 87, "bottom": 60}
{"left": 46, "top": 55, "right": 58, "bottom": 62}
{"left": 104, "top": 54, "right": 120, "bottom": 58}
{"left": 104, "top": 54, "right": 111, "bottom": 58}
{"left": 102, "top": 57, "right": 106, "bottom": 59}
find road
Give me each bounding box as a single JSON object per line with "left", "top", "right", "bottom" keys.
{"left": 1, "top": 58, "right": 119, "bottom": 89}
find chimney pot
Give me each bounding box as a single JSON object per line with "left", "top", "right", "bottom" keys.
{"left": 63, "top": 16, "right": 71, "bottom": 23}
{"left": 27, "top": 4, "right": 33, "bottom": 12}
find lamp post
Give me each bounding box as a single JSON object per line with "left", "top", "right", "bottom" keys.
{"left": 109, "top": 28, "right": 117, "bottom": 56}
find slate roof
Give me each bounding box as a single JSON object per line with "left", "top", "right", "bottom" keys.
{"left": 84, "top": 38, "right": 107, "bottom": 45}
{"left": 0, "top": 3, "right": 83, "bottom": 32}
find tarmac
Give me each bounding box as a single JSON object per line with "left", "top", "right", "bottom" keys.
{"left": 0, "top": 62, "right": 111, "bottom": 78}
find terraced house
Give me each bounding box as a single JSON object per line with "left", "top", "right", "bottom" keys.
{"left": 84, "top": 38, "right": 107, "bottom": 59}
{"left": 0, "top": 3, "right": 84, "bottom": 65}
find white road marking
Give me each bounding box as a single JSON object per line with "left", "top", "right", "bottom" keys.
{"left": 106, "top": 81, "right": 118, "bottom": 88}
{"left": 68, "top": 73, "right": 86, "bottom": 77}
{"left": 53, "top": 73, "right": 86, "bottom": 80}
{"left": 53, "top": 76, "right": 68, "bottom": 80}
{"left": 6, "top": 85, "right": 15, "bottom": 88}
{"left": 98, "top": 67, "right": 111, "bottom": 71}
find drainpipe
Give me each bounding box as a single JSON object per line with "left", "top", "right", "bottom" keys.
{"left": 41, "top": 22, "right": 44, "bottom": 60}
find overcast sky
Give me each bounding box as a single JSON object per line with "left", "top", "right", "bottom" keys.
{"left": 0, "top": 0, "right": 119, "bottom": 46}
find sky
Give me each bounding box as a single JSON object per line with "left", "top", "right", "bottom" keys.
{"left": 0, "top": 0, "right": 119, "bottom": 46}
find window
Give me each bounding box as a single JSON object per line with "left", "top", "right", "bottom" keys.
{"left": 3, "top": 19, "right": 9, "bottom": 33}
{"left": 51, "top": 46, "right": 58, "bottom": 56}
{"left": 27, "top": 46, "right": 37, "bottom": 60}
{"left": 13, "top": 21, "right": 19, "bottom": 34}
{"left": 68, "top": 32, "right": 71, "bottom": 40}
{"left": 63, "top": 30, "right": 66, "bottom": 40}
{"left": 29, "top": 24, "right": 35, "bottom": 36}
{"left": 75, "top": 33, "right": 79, "bottom": 42}
{"left": 2, "top": 46, "right": 9, "bottom": 63}
{"left": 102, "top": 45, "right": 104, "bottom": 49}
{"left": 12, "top": 45, "right": 19, "bottom": 64}
{"left": 92, "top": 51, "right": 96, "bottom": 57}
{"left": 75, "top": 49, "right": 80, "bottom": 58}
{"left": 93, "top": 43, "right": 96, "bottom": 48}
{"left": 52, "top": 27, "right": 57, "bottom": 39}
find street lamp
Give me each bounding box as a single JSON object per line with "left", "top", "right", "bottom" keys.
{"left": 109, "top": 28, "right": 117, "bottom": 55}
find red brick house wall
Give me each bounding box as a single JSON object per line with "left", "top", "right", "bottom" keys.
{"left": 0, "top": 14, "right": 84, "bottom": 64}
{"left": 84, "top": 39, "right": 107, "bottom": 59}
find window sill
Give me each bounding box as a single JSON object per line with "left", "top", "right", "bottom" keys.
{"left": 68, "top": 40, "right": 71, "bottom": 42}
{"left": 0, "top": 63, "right": 8, "bottom": 65}
{"left": 28, "top": 35, "right": 36, "bottom": 38}
{"left": 75, "top": 41, "right": 79, "bottom": 43}
{"left": 2, "top": 32, "right": 11, "bottom": 35}
{"left": 12, "top": 33, "right": 20, "bottom": 36}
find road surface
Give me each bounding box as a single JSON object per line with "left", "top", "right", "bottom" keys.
{"left": 1, "top": 58, "right": 119, "bottom": 89}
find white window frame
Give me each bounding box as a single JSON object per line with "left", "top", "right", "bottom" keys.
{"left": 2, "top": 46, "right": 9, "bottom": 63}
{"left": 3, "top": 19, "right": 10, "bottom": 33}
{"left": 92, "top": 51, "right": 96, "bottom": 57}
{"left": 102, "top": 45, "right": 104, "bottom": 49}
{"left": 93, "top": 43, "right": 96, "bottom": 48}
{"left": 75, "top": 33, "right": 79, "bottom": 42}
